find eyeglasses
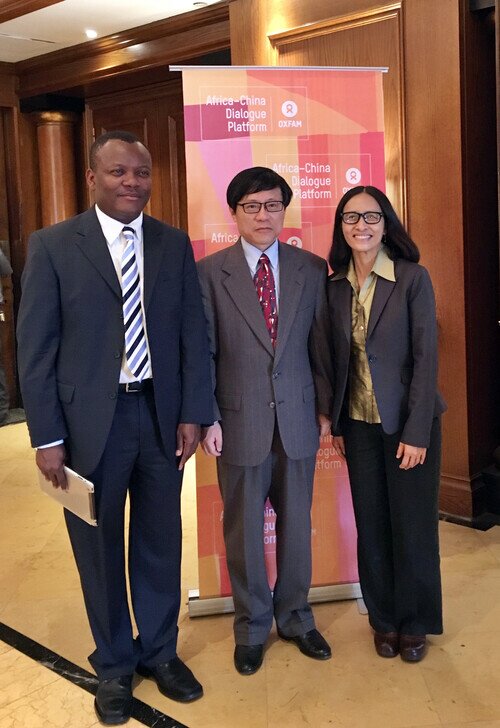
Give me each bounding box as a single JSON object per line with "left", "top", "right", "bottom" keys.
{"left": 340, "top": 211, "right": 384, "bottom": 224}
{"left": 237, "top": 200, "right": 285, "bottom": 214}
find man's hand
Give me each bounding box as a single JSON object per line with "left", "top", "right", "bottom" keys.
{"left": 176, "top": 423, "right": 201, "bottom": 470}
{"left": 201, "top": 422, "right": 223, "bottom": 457}
{"left": 396, "top": 442, "right": 427, "bottom": 470}
{"left": 332, "top": 435, "right": 346, "bottom": 460}
{"left": 318, "top": 413, "right": 332, "bottom": 438}
{"left": 36, "top": 444, "right": 67, "bottom": 489}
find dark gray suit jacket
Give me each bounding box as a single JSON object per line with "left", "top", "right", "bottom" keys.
{"left": 327, "top": 258, "right": 446, "bottom": 448}
{"left": 197, "top": 240, "right": 333, "bottom": 467}
{"left": 17, "top": 207, "right": 213, "bottom": 475}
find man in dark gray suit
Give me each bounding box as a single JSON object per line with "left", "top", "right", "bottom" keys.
{"left": 17, "top": 131, "right": 213, "bottom": 725}
{"left": 197, "top": 167, "right": 333, "bottom": 675}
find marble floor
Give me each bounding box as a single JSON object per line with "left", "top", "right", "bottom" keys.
{"left": 1, "top": 421, "right": 500, "bottom": 728}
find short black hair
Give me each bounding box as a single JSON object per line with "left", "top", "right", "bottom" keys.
{"left": 89, "top": 130, "right": 145, "bottom": 170}
{"left": 328, "top": 185, "right": 420, "bottom": 271}
{"left": 226, "top": 166, "right": 293, "bottom": 211}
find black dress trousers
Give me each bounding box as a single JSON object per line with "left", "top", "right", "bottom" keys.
{"left": 343, "top": 416, "right": 443, "bottom": 636}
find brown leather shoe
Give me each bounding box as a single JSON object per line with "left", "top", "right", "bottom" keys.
{"left": 373, "top": 631, "right": 399, "bottom": 658}
{"left": 400, "top": 634, "right": 427, "bottom": 662}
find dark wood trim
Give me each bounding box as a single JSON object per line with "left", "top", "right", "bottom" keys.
{"left": 0, "top": 63, "right": 17, "bottom": 107}
{"left": 87, "top": 78, "right": 185, "bottom": 108}
{"left": 0, "top": 0, "right": 63, "bottom": 24}
{"left": 470, "top": 0, "right": 495, "bottom": 10}
{"left": 15, "top": 2, "right": 231, "bottom": 98}
{"left": 439, "top": 472, "right": 489, "bottom": 520}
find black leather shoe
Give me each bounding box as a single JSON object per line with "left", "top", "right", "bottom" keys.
{"left": 278, "top": 628, "right": 332, "bottom": 660}
{"left": 400, "top": 634, "right": 427, "bottom": 663}
{"left": 94, "top": 675, "right": 133, "bottom": 725}
{"left": 374, "top": 631, "right": 399, "bottom": 658}
{"left": 136, "top": 657, "right": 203, "bottom": 702}
{"left": 234, "top": 644, "right": 264, "bottom": 675}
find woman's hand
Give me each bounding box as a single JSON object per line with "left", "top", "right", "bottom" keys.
{"left": 332, "top": 435, "right": 346, "bottom": 460}
{"left": 318, "top": 413, "right": 332, "bottom": 438}
{"left": 396, "top": 442, "right": 427, "bottom": 469}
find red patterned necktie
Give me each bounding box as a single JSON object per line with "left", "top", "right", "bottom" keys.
{"left": 253, "top": 253, "right": 278, "bottom": 346}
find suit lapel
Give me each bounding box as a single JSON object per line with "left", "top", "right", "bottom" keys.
{"left": 222, "top": 240, "right": 274, "bottom": 357}
{"left": 330, "top": 274, "right": 352, "bottom": 343}
{"left": 142, "top": 215, "right": 164, "bottom": 311}
{"left": 74, "top": 208, "right": 121, "bottom": 300}
{"left": 367, "top": 275, "right": 395, "bottom": 338}
{"left": 274, "top": 242, "right": 305, "bottom": 364}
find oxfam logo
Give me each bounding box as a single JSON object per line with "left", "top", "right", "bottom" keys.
{"left": 281, "top": 101, "right": 298, "bottom": 118}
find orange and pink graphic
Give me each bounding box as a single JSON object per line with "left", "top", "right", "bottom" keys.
{"left": 180, "top": 66, "right": 386, "bottom": 599}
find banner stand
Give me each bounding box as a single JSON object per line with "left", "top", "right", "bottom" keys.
{"left": 187, "top": 583, "right": 363, "bottom": 618}
{"left": 175, "top": 65, "right": 387, "bottom": 616}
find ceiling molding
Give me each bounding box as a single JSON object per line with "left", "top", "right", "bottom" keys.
{"left": 0, "top": 0, "right": 63, "bottom": 24}
{"left": 268, "top": 2, "right": 402, "bottom": 47}
{"left": 15, "top": 2, "right": 230, "bottom": 98}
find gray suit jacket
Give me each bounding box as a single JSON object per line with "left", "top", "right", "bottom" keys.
{"left": 327, "top": 258, "right": 446, "bottom": 448}
{"left": 197, "top": 240, "right": 333, "bottom": 467}
{"left": 17, "top": 207, "right": 213, "bottom": 475}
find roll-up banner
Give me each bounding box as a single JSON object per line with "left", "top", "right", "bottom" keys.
{"left": 173, "top": 66, "right": 387, "bottom": 615}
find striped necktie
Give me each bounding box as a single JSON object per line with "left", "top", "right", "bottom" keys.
{"left": 121, "top": 226, "right": 150, "bottom": 380}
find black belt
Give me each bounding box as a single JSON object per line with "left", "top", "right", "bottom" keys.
{"left": 118, "top": 380, "right": 153, "bottom": 393}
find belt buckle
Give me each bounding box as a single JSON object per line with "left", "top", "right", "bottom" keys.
{"left": 125, "top": 381, "right": 140, "bottom": 393}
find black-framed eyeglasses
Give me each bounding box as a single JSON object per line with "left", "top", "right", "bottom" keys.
{"left": 237, "top": 200, "right": 285, "bottom": 214}
{"left": 340, "top": 211, "right": 384, "bottom": 224}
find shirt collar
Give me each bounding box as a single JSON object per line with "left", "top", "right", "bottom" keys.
{"left": 95, "top": 205, "right": 143, "bottom": 246}
{"left": 241, "top": 237, "right": 279, "bottom": 272}
{"left": 346, "top": 245, "right": 395, "bottom": 287}
{"left": 372, "top": 246, "right": 396, "bottom": 281}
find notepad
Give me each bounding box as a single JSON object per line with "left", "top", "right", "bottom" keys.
{"left": 38, "top": 466, "right": 97, "bottom": 526}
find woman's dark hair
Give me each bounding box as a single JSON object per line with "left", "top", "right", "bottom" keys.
{"left": 226, "top": 166, "right": 293, "bottom": 211}
{"left": 328, "top": 185, "right": 420, "bottom": 271}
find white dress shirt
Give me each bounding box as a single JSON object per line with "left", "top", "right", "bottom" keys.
{"left": 241, "top": 237, "right": 280, "bottom": 307}
{"left": 95, "top": 205, "right": 153, "bottom": 384}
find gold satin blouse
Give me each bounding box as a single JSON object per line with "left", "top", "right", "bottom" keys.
{"left": 346, "top": 247, "right": 395, "bottom": 423}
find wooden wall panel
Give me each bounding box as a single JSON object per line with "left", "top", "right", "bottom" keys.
{"left": 0, "top": 63, "right": 17, "bottom": 107}
{"left": 270, "top": 5, "right": 405, "bottom": 218}
{"left": 460, "top": 5, "right": 499, "bottom": 478}
{"left": 403, "top": 0, "right": 470, "bottom": 512}
{"left": 229, "top": 0, "right": 382, "bottom": 65}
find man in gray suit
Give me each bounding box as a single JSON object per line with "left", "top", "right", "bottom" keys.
{"left": 197, "top": 167, "right": 333, "bottom": 675}
{"left": 18, "top": 131, "right": 213, "bottom": 724}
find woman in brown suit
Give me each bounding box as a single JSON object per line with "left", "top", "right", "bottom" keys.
{"left": 327, "top": 186, "right": 446, "bottom": 662}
